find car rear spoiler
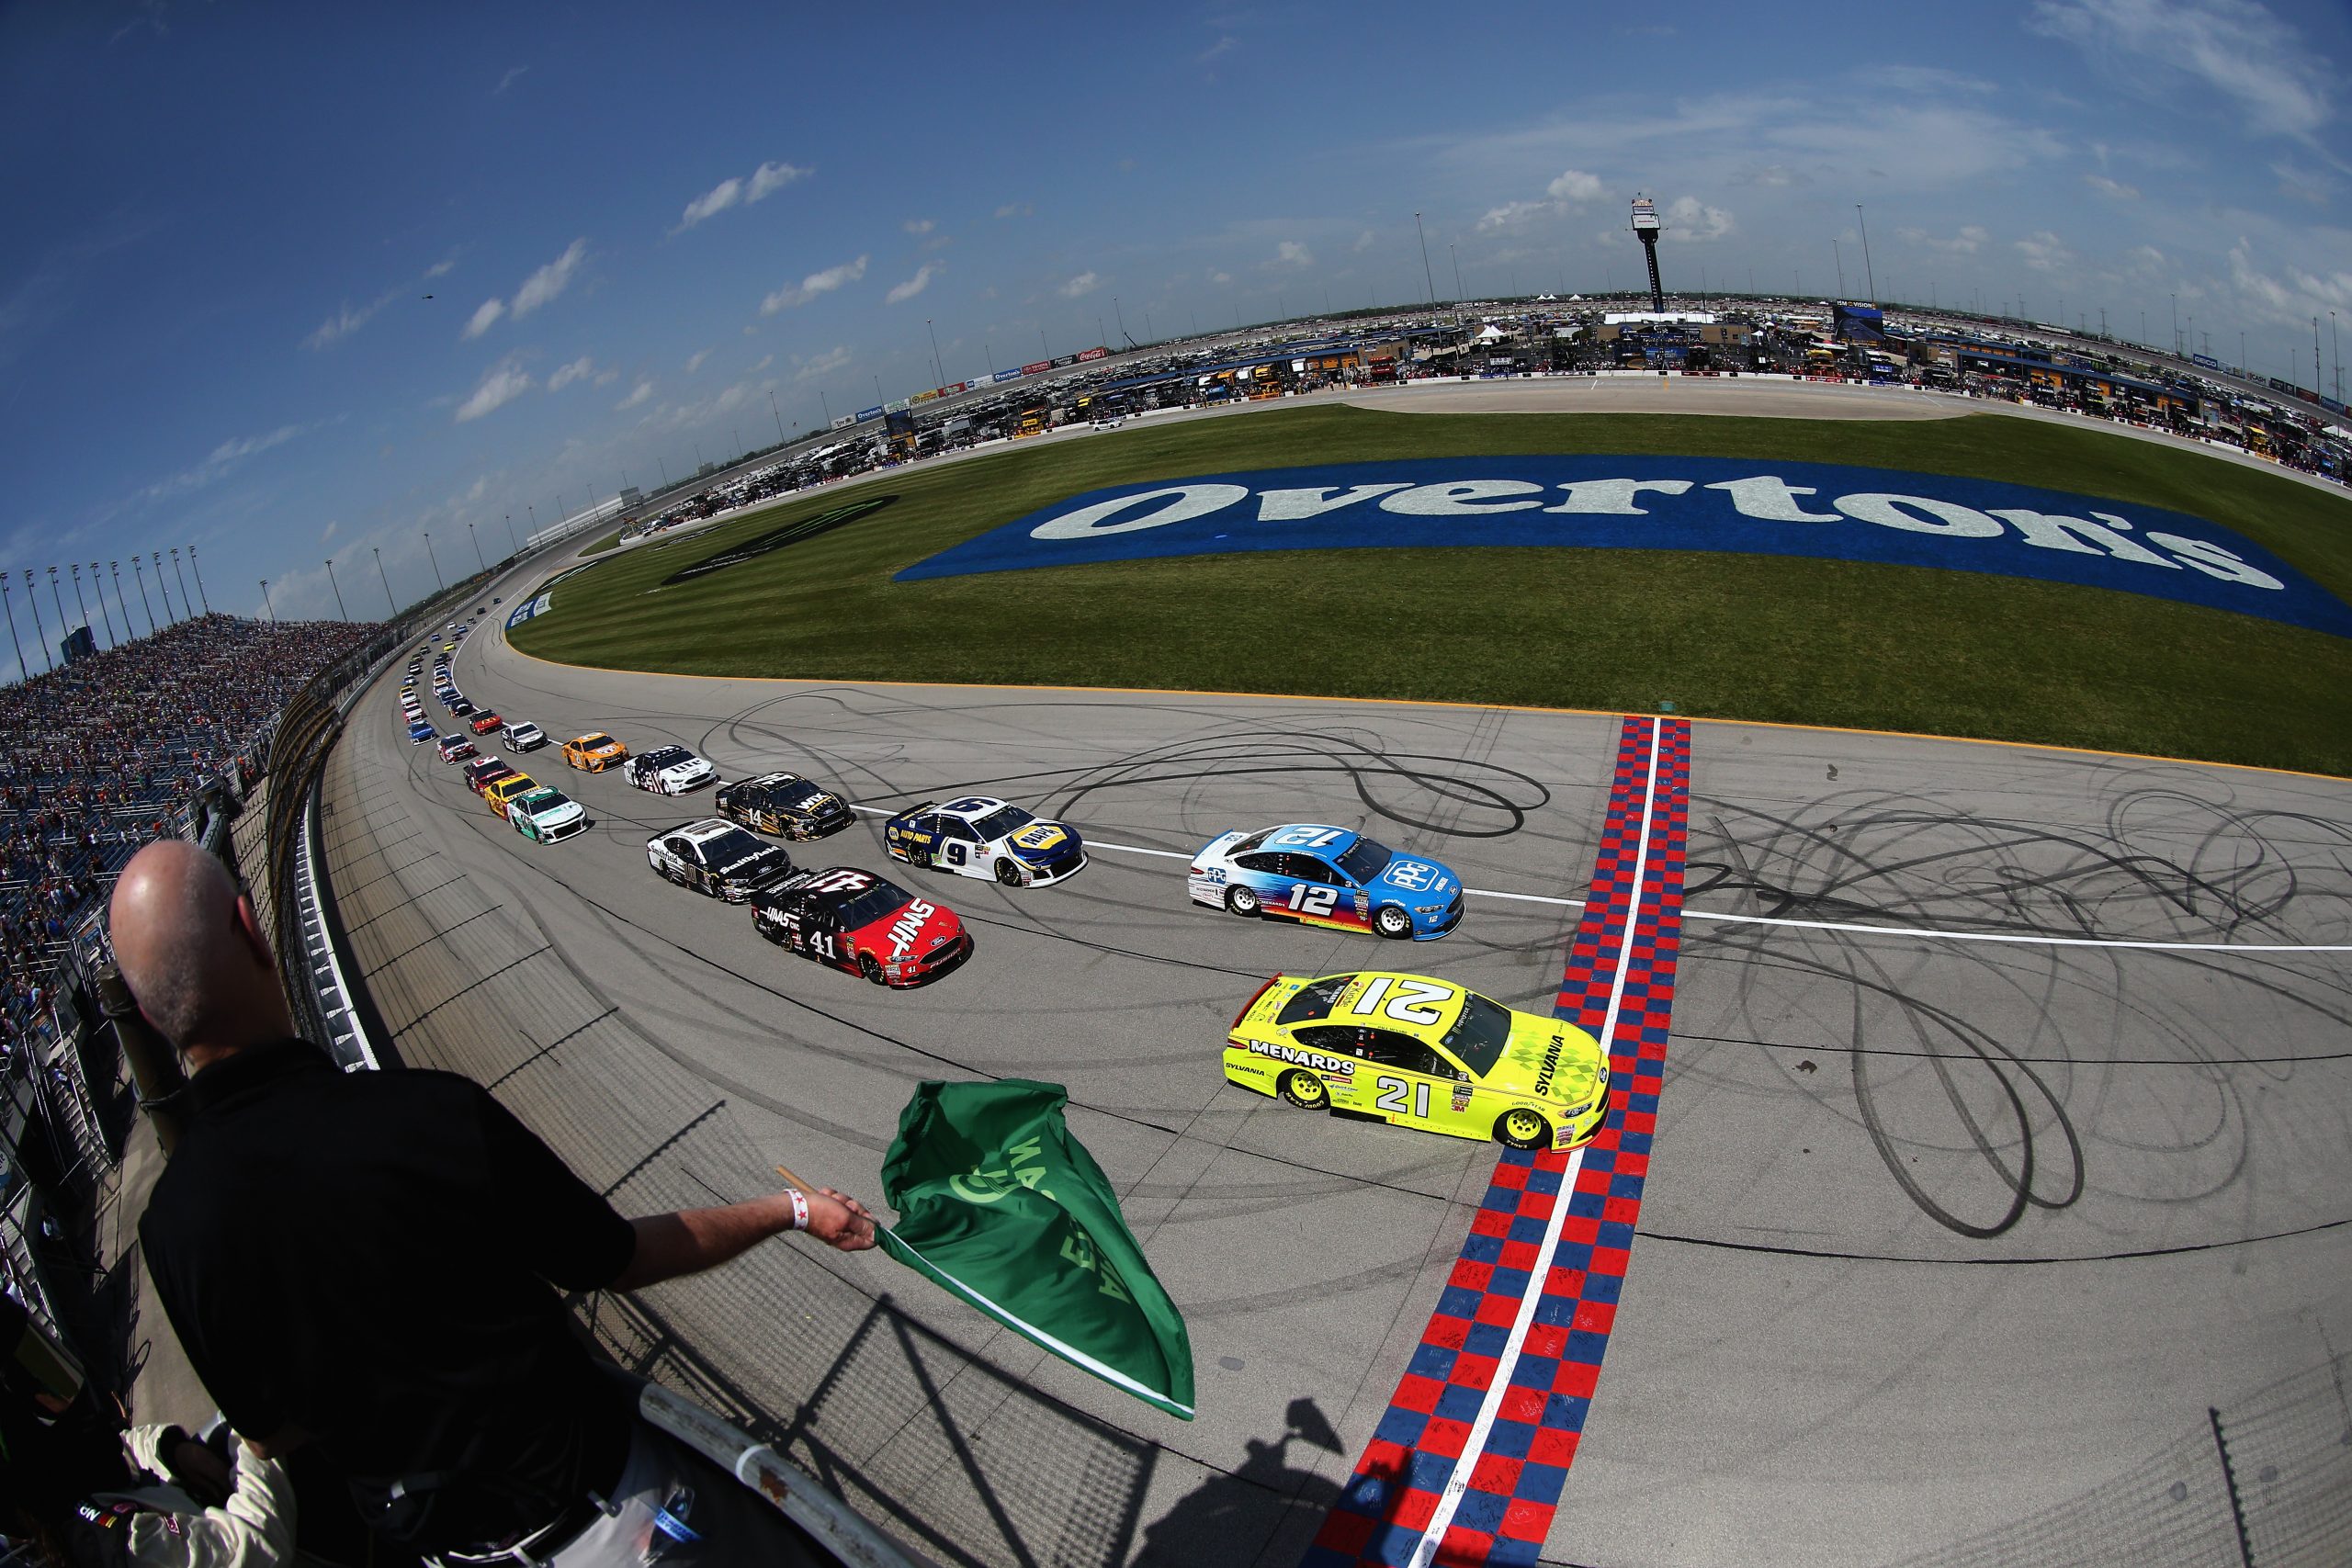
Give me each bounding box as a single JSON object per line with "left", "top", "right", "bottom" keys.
{"left": 893, "top": 800, "right": 937, "bottom": 819}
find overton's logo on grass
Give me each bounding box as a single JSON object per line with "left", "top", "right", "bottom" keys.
{"left": 895, "top": 458, "right": 2351, "bottom": 637}
{"left": 659, "top": 494, "right": 898, "bottom": 588}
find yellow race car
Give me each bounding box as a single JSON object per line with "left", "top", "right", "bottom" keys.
{"left": 1224, "top": 971, "right": 1608, "bottom": 1151}
{"left": 484, "top": 773, "right": 539, "bottom": 819}
{"left": 561, "top": 731, "right": 628, "bottom": 772}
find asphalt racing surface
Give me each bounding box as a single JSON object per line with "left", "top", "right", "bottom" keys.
{"left": 325, "top": 551, "right": 2352, "bottom": 1566}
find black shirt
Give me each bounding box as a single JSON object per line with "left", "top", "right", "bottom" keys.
{"left": 140, "top": 1041, "right": 637, "bottom": 1551}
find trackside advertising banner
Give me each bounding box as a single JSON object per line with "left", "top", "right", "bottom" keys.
{"left": 878, "top": 1079, "right": 1195, "bottom": 1420}
{"left": 895, "top": 457, "right": 2352, "bottom": 637}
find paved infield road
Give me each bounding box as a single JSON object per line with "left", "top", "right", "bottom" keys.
{"left": 326, "top": 559, "right": 2352, "bottom": 1566}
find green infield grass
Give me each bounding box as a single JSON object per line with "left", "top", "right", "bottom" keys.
{"left": 580, "top": 525, "right": 626, "bottom": 555}
{"left": 508, "top": 403, "right": 2352, "bottom": 776}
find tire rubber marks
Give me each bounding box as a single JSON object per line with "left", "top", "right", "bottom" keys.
{"left": 1303, "top": 716, "right": 1691, "bottom": 1568}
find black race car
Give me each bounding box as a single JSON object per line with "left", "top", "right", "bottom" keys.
{"left": 750, "top": 866, "right": 971, "bottom": 987}
{"left": 715, "top": 771, "right": 854, "bottom": 840}
{"left": 644, "top": 818, "right": 793, "bottom": 902}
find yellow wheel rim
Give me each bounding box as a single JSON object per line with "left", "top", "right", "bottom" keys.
{"left": 1504, "top": 1110, "right": 1544, "bottom": 1141}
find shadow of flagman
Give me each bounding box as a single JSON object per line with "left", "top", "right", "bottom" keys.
{"left": 1137, "top": 1396, "right": 1347, "bottom": 1566}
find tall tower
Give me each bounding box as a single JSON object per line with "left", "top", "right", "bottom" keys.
{"left": 1630, "top": 195, "right": 1665, "bottom": 312}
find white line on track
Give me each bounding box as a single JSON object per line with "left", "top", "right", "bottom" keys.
{"left": 1408, "top": 717, "right": 1666, "bottom": 1564}
{"left": 849, "top": 807, "right": 2349, "bottom": 955}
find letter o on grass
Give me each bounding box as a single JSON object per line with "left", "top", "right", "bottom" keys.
{"left": 1833, "top": 492, "right": 2005, "bottom": 537}
{"left": 1030, "top": 483, "right": 1251, "bottom": 540}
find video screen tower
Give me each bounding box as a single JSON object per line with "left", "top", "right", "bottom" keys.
{"left": 1630, "top": 195, "right": 1665, "bottom": 312}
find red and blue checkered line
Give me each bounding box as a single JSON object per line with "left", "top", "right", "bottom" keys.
{"left": 1303, "top": 715, "right": 1692, "bottom": 1568}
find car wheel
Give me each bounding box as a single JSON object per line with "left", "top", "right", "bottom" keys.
{"left": 1278, "top": 1070, "right": 1329, "bottom": 1111}
{"left": 993, "top": 858, "right": 1022, "bottom": 887}
{"left": 1374, "top": 905, "right": 1414, "bottom": 940}
{"left": 1495, "top": 1108, "right": 1550, "bottom": 1151}
{"left": 1226, "top": 885, "right": 1261, "bottom": 918}
{"left": 859, "top": 953, "right": 887, "bottom": 986}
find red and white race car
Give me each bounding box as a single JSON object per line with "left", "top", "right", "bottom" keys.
{"left": 749, "top": 866, "right": 970, "bottom": 987}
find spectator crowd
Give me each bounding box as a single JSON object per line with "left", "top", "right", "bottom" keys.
{"left": 0, "top": 613, "right": 379, "bottom": 1056}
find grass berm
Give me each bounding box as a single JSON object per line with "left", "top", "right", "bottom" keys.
{"left": 509, "top": 403, "right": 2352, "bottom": 777}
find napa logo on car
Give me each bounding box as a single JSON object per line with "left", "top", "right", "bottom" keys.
{"left": 1012, "top": 824, "right": 1068, "bottom": 852}
{"left": 894, "top": 456, "right": 2352, "bottom": 637}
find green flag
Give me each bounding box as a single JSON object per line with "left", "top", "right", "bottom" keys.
{"left": 877, "top": 1079, "right": 1194, "bottom": 1420}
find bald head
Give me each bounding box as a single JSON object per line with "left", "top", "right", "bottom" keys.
{"left": 109, "top": 840, "right": 292, "bottom": 1066}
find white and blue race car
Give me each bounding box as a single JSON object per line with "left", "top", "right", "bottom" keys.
{"left": 884, "top": 795, "right": 1086, "bottom": 886}
{"left": 1188, "top": 824, "right": 1464, "bottom": 940}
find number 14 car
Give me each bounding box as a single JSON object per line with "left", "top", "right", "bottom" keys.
{"left": 1189, "top": 824, "right": 1463, "bottom": 940}
{"left": 1223, "top": 970, "right": 1607, "bottom": 1151}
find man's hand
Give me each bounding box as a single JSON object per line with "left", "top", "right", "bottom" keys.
{"left": 804, "top": 1186, "right": 877, "bottom": 1252}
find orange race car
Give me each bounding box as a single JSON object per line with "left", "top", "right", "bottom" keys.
{"left": 560, "top": 731, "right": 628, "bottom": 772}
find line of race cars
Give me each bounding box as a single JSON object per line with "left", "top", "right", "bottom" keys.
{"left": 406, "top": 635, "right": 1609, "bottom": 1151}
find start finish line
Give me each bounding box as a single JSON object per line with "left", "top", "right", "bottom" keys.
{"left": 894, "top": 457, "right": 2352, "bottom": 637}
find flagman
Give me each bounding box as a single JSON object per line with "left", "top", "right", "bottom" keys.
{"left": 114, "top": 840, "right": 875, "bottom": 1565}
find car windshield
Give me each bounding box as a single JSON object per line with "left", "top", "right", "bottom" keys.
{"left": 643, "top": 746, "right": 691, "bottom": 767}
{"left": 970, "top": 805, "right": 1035, "bottom": 840}
{"left": 1336, "top": 837, "right": 1394, "bottom": 883}
{"left": 704, "top": 829, "right": 771, "bottom": 867}
{"left": 526, "top": 790, "right": 572, "bottom": 814}
{"left": 831, "top": 883, "right": 911, "bottom": 929}
{"left": 1440, "top": 992, "right": 1515, "bottom": 1078}
{"left": 1229, "top": 829, "right": 1272, "bottom": 854}
{"left": 1276, "top": 974, "right": 1359, "bottom": 1026}
{"left": 771, "top": 777, "right": 824, "bottom": 807}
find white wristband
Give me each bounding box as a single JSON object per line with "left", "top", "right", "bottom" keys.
{"left": 786, "top": 1190, "right": 809, "bottom": 1232}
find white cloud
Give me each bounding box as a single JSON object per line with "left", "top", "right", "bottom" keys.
{"left": 761, "top": 254, "right": 868, "bottom": 313}
{"left": 1273, "top": 241, "right": 1313, "bottom": 266}
{"left": 593, "top": 367, "right": 618, "bottom": 386}
{"left": 1898, "top": 223, "right": 1990, "bottom": 254}
{"left": 454, "top": 360, "right": 533, "bottom": 423}
{"left": 547, "top": 356, "right": 594, "bottom": 391}
{"left": 1198, "top": 35, "right": 1237, "bottom": 62}
{"left": 1058, "top": 271, "right": 1102, "bottom": 298}
{"left": 1665, "top": 196, "right": 1736, "bottom": 241}
{"left": 1547, "top": 167, "right": 1604, "bottom": 202}
{"left": 1206, "top": 268, "right": 1233, "bottom": 285}
{"left": 2083, "top": 172, "right": 2141, "bottom": 199}
{"left": 886, "top": 263, "right": 939, "bottom": 304}
{"left": 2271, "top": 160, "right": 2338, "bottom": 206}
{"left": 795, "top": 345, "right": 852, "bottom": 379}
{"left": 684, "top": 347, "right": 711, "bottom": 374}
{"left": 2014, "top": 230, "right": 2076, "bottom": 272}
{"left": 1351, "top": 230, "right": 1376, "bottom": 253}
{"left": 994, "top": 202, "right": 1031, "bottom": 219}
{"left": 2224, "top": 235, "right": 2352, "bottom": 328}
{"left": 1477, "top": 200, "right": 1553, "bottom": 232}
{"left": 424, "top": 258, "right": 456, "bottom": 280}
{"left": 615, "top": 379, "right": 653, "bottom": 411}
{"left": 747, "top": 160, "right": 809, "bottom": 201}
{"left": 903, "top": 218, "right": 935, "bottom": 235}
{"left": 462, "top": 298, "right": 504, "bottom": 339}
{"left": 321, "top": 519, "right": 338, "bottom": 545}
{"left": 305, "top": 299, "right": 381, "bottom": 350}
{"left": 494, "top": 63, "right": 530, "bottom": 96}
{"left": 134, "top": 423, "right": 305, "bottom": 503}
{"left": 2029, "top": 0, "right": 2335, "bottom": 142}
{"left": 511, "top": 238, "right": 587, "bottom": 318}
{"left": 676, "top": 176, "right": 743, "bottom": 231}
{"left": 749, "top": 354, "right": 774, "bottom": 372}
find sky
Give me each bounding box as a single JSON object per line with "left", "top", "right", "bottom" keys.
{"left": 2, "top": 0, "right": 2347, "bottom": 660}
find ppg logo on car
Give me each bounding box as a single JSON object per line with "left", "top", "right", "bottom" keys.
{"left": 1385, "top": 861, "right": 1439, "bottom": 891}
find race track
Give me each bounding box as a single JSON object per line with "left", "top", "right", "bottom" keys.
{"left": 322, "top": 542, "right": 2352, "bottom": 1565}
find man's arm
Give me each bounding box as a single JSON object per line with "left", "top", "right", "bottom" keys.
{"left": 613, "top": 1187, "right": 876, "bottom": 1292}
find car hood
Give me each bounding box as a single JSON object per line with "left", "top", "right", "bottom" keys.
{"left": 850, "top": 898, "right": 964, "bottom": 961}
{"left": 1488, "top": 1018, "right": 1606, "bottom": 1104}
{"left": 1004, "top": 820, "right": 1081, "bottom": 860}
{"left": 526, "top": 799, "right": 583, "bottom": 826}
{"left": 1371, "top": 855, "right": 1458, "bottom": 899}
{"left": 716, "top": 847, "right": 790, "bottom": 882}
{"left": 656, "top": 760, "right": 714, "bottom": 780}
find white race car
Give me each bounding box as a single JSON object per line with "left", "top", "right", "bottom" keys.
{"left": 883, "top": 795, "right": 1087, "bottom": 886}
{"left": 625, "top": 745, "right": 717, "bottom": 795}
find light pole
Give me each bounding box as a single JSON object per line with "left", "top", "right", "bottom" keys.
{"left": 88, "top": 564, "right": 115, "bottom": 646}
{"left": 925, "top": 318, "right": 944, "bottom": 388}
{"left": 170, "top": 547, "right": 192, "bottom": 615}
{"left": 187, "top": 544, "right": 209, "bottom": 613}
{"left": 68, "top": 565, "right": 92, "bottom": 645}
{"left": 2332, "top": 310, "right": 2341, "bottom": 401}
{"left": 1450, "top": 244, "right": 1462, "bottom": 303}
{"left": 1414, "top": 212, "right": 1435, "bottom": 306}
{"left": 769, "top": 389, "right": 786, "bottom": 446}
{"left": 1113, "top": 296, "right": 1127, "bottom": 346}
{"left": 130, "top": 557, "right": 155, "bottom": 634}
{"left": 373, "top": 547, "right": 395, "bottom": 616}
{"left": 2170, "top": 293, "right": 2178, "bottom": 355}
{"left": 153, "top": 552, "right": 174, "bottom": 622}
{"left": 984, "top": 343, "right": 995, "bottom": 378}
{"left": 48, "top": 567, "right": 68, "bottom": 645}
{"left": 424, "top": 531, "right": 444, "bottom": 591}
{"left": 325, "top": 558, "right": 347, "bottom": 620}
{"left": 504, "top": 513, "right": 518, "bottom": 554}
{"left": 24, "top": 570, "right": 50, "bottom": 670}
{"left": 2316, "top": 315, "right": 2325, "bottom": 396}
{"left": 1833, "top": 238, "right": 1845, "bottom": 298}
{"left": 527, "top": 503, "right": 538, "bottom": 541}
{"left": 109, "top": 561, "right": 132, "bottom": 640}
{"left": 1, "top": 577, "right": 26, "bottom": 680}
{"left": 259, "top": 580, "right": 273, "bottom": 622}
{"left": 467, "top": 522, "right": 485, "bottom": 573}
{"left": 1855, "top": 204, "right": 1876, "bottom": 304}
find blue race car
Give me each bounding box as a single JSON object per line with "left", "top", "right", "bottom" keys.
{"left": 406, "top": 718, "right": 436, "bottom": 743}
{"left": 1188, "top": 824, "right": 1464, "bottom": 940}
{"left": 884, "top": 795, "right": 1086, "bottom": 886}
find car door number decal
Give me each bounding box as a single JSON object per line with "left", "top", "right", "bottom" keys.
{"left": 1284, "top": 885, "right": 1339, "bottom": 915}
{"left": 946, "top": 842, "right": 967, "bottom": 866}
{"left": 1374, "top": 1077, "right": 1431, "bottom": 1119}
{"left": 1349, "top": 976, "right": 1454, "bottom": 1026}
